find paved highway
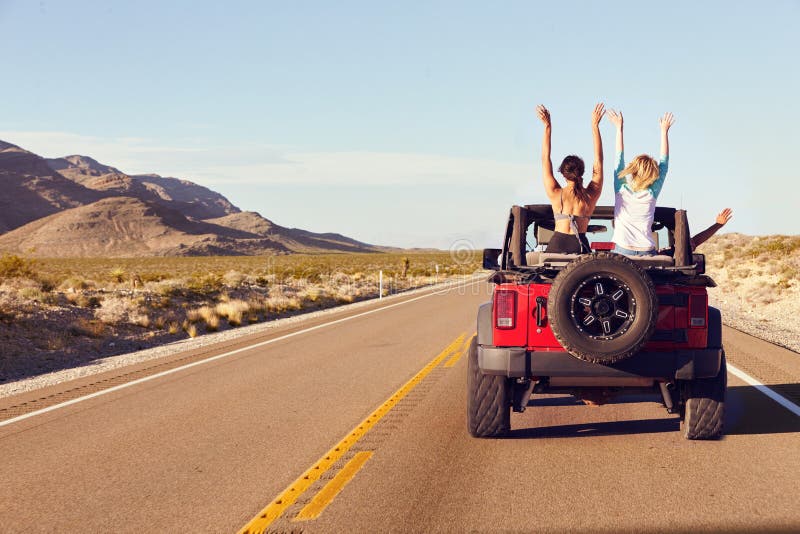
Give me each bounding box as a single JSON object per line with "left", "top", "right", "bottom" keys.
{"left": 1, "top": 280, "right": 799, "bottom": 533}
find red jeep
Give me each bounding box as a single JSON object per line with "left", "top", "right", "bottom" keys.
{"left": 468, "top": 205, "right": 726, "bottom": 440}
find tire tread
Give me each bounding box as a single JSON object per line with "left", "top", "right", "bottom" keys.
{"left": 467, "top": 338, "right": 510, "bottom": 437}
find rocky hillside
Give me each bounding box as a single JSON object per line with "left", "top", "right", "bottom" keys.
{"left": 698, "top": 233, "right": 799, "bottom": 352}
{"left": 0, "top": 142, "right": 104, "bottom": 232}
{"left": 0, "top": 139, "right": 389, "bottom": 257}
{"left": 46, "top": 156, "right": 240, "bottom": 220}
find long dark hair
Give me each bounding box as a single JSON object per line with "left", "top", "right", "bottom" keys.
{"left": 558, "top": 155, "right": 590, "bottom": 203}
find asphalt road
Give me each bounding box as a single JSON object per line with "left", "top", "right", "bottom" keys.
{"left": 1, "top": 280, "right": 799, "bottom": 533}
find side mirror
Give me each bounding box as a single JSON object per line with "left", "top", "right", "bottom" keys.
{"left": 692, "top": 253, "right": 705, "bottom": 275}
{"left": 483, "top": 248, "right": 502, "bottom": 270}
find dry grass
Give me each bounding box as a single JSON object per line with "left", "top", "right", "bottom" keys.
{"left": 0, "top": 251, "right": 480, "bottom": 378}
{"left": 27, "top": 252, "right": 477, "bottom": 284}
{"left": 216, "top": 299, "right": 250, "bottom": 326}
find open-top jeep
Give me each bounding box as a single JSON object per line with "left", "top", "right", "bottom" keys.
{"left": 468, "top": 205, "right": 726, "bottom": 440}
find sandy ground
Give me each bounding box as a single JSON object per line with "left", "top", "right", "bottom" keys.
{"left": 700, "top": 233, "right": 800, "bottom": 353}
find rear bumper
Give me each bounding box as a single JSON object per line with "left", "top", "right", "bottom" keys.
{"left": 478, "top": 345, "right": 723, "bottom": 380}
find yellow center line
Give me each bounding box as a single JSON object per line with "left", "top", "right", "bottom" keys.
{"left": 238, "top": 332, "right": 466, "bottom": 534}
{"left": 293, "top": 451, "right": 374, "bottom": 521}
{"left": 444, "top": 333, "right": 475, "bottom": 368}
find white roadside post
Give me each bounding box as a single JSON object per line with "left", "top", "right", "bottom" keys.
{"left": 379, "top": 270, "right": 383, "bottom": 299}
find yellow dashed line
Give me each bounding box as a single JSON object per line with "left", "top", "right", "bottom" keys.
{"left": 293, "top": 451, "right": 374, "bottom": 521}
{"left": 238, "top": 332, "right": 466, "bottom": 534}
{"left": 444, "top": 333, "right": 475, "bottom": 368}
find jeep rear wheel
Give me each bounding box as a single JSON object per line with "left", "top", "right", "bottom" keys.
{"left": 467, "top": 338, "right": 510, "bottom": 437}
{"left": 548, "top": 253, "right": 658, "bottom": 364}
{"left": 682, "top": 354, "right": 727, "bottom": 440}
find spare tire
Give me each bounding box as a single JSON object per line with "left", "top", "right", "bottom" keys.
{"left": 548, "top": 252, "right": 658, "bottom": 364}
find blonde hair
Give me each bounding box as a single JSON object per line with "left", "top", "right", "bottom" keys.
{"left": 619, "top": 154, "right": 660, "bottom": 192}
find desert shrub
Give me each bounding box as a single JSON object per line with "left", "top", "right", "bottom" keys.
{"left": 0, "top": 307, "right": 15, "bottom": 322}
{"left": 216, "top": 299, "right": 250, "bottom": 326}
{"left": 59, "top": 277, "right": 89, "bottom": 291}
{"left": 205, "top": 314, "right": 220, "bottom": 332}
{"left": 223, "top": 270, "right": 246, "bottom": 288}
{"left": 69, "top": 318, "right": 107, "bottom": 338}
{"left": 185, "top": 323, "right": 198, "bottom": 338}
{"left": 66, "top": 293, "right": 101, "bottom": 308}
{"left": 168, "top": 322, "right": 180, "bottom": 335}
{"left": 265, "top": 295, "right": 302, "bottom": 313}
{"left": 44, "top": 331, "right": 70, "bottom": 351}
{"left": 0, "top": 254, "right": 37, "bottom": 279}
{"left": 301, "top": 288, "right": 322, "bottom": 302}
{"left": 746, "top": 236, "right": 800, "bottom": 259}
{"left": 154, "top": 280, "right": 183, "bottom": 297}
{"left": 187, "top": 272, "right": 224, "bottom": 295}
{"left": 109, "top": 267, "right": 126, "bottom": 283}
{"left": 149, "top": 296, "right": 172, "bottom": 309}
{"left": 19, "top": 287, "right": 58, "bottom": 305}
{"left": 95, "top": 296, "right": 143, "bottom": 324}
{"left": 186, "top": 308, "right": 203, "bottom": 324}
{"left": 131, "top": 313, "right": 150, "bottom": 328}
{"left": 247, "top": 298, "right": 268, "bottom": 314}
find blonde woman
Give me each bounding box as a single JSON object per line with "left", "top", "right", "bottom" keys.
{"left": 606, "top": 109, "right": 675, "bottom": 256}
{"left": 536, "top": 103, "right": 606, "bottom": 253}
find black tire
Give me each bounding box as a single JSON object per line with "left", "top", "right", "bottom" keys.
{"left": 682, "top": 354, "right": 726, "bottom": 440}
{"left": 548, "top": 252, "right": 658, "bottom": 364}
{"left": 707, "top": 306, "right": 722, "bottom": 348}
{"left": 467, "top": 337, "right": 510, "bottom": 437}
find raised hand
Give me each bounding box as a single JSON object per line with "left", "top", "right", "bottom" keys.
{"left": 607, "top": 109, "right": 623, "bottom": 128}
{"left": 716, "top": 208, "right": 733, "bottom": 226}
{"left": 591, "top": 103, "right": 606, "bottom": 127}
{"left": 660, "top": 112, "right": 675, "bottom": 131}
{"left": 536, "top": 104, "right": 551, "bottom": 127}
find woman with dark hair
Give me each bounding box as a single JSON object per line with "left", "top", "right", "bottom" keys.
{"left": 536, "top": 103, "right": 606, "bottom": 253}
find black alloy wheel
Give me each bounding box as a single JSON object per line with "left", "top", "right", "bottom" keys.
{"left": 569, "top": 273, "right": 636, "bottom": 340}
{"left": 548, "top": 253, "right": 658, "bottom": 364}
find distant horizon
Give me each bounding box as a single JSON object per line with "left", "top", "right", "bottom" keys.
{"left": 0, "top": 132, "right": 788, "bottom": 254}
{"left": 2, "top": 1, "right": 798, "bottom": 249}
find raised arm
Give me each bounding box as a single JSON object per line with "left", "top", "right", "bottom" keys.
{"left": 607, "top": 109, "right": 625, "bottom": 192}
{"left": 660, "top": 112, "right": 674, "bottom": 158}
{"left": 691, "top": 208, "right": 732, "bottom": 249}
{"left": 536, "top": 105, "right": 559, "bottom": 199}
{"left": 589, "top": 102, "right": 605, "bottom": 196}
{"left": 650, "top": 112, "right": 675, "bottom": 198}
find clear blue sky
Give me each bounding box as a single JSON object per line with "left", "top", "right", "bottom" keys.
{"left": 1, "top": 1, "right": 798, "bottom": 249}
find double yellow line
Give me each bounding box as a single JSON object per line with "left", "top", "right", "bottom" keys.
{"left": 238, "top": 332, "right": 473, "bottom": 533}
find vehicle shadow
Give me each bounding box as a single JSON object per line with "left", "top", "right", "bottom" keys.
{"left": 725, "top": 384, "right": 800, "bottom": 435}
{"left": 528, "top": 393, "right": 661, "bottom": 408}
{"left": 509, "top": 384, "right": 800, "bottom": 439}
{"left": 506, "top": 417, "right": 679, "bottom": 439}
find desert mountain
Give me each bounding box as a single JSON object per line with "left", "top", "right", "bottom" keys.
{"left": 45, "top": 156, "right": 239, "bottom": 220}
{"left": 0, "top": 139, "right": 389, "bottom": 256}
{"left": 206, "top": 211, "right": 392, "bottom": 254}
{"left": 0, "top": 197, "right": 290, "bottom": 257}
{"left": 131, "top": 174, "right": 240, "bottom": 220}
{"left": 0, "top": 142, "right": 104, "bottom": 233}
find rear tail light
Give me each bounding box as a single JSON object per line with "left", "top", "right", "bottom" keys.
{"left": 495, "top": 290, "right": 517, "bottom": 329}
{"left": 689, "top": 294, "right": 707, "bottom": 328}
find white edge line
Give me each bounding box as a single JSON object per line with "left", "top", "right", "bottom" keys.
{"left": 727, "top": 363, "right": 800, "bottom": 417}
{"left": 0, "top": 278, "right": 486, "bottom": 428}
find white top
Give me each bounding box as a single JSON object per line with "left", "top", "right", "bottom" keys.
{"left": 611, "top": 151, "right": 669, "bottom": 250}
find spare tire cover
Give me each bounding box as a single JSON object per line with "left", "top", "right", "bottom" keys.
{"left": 548, "top": 252, "right": 658, "bottom": 364}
